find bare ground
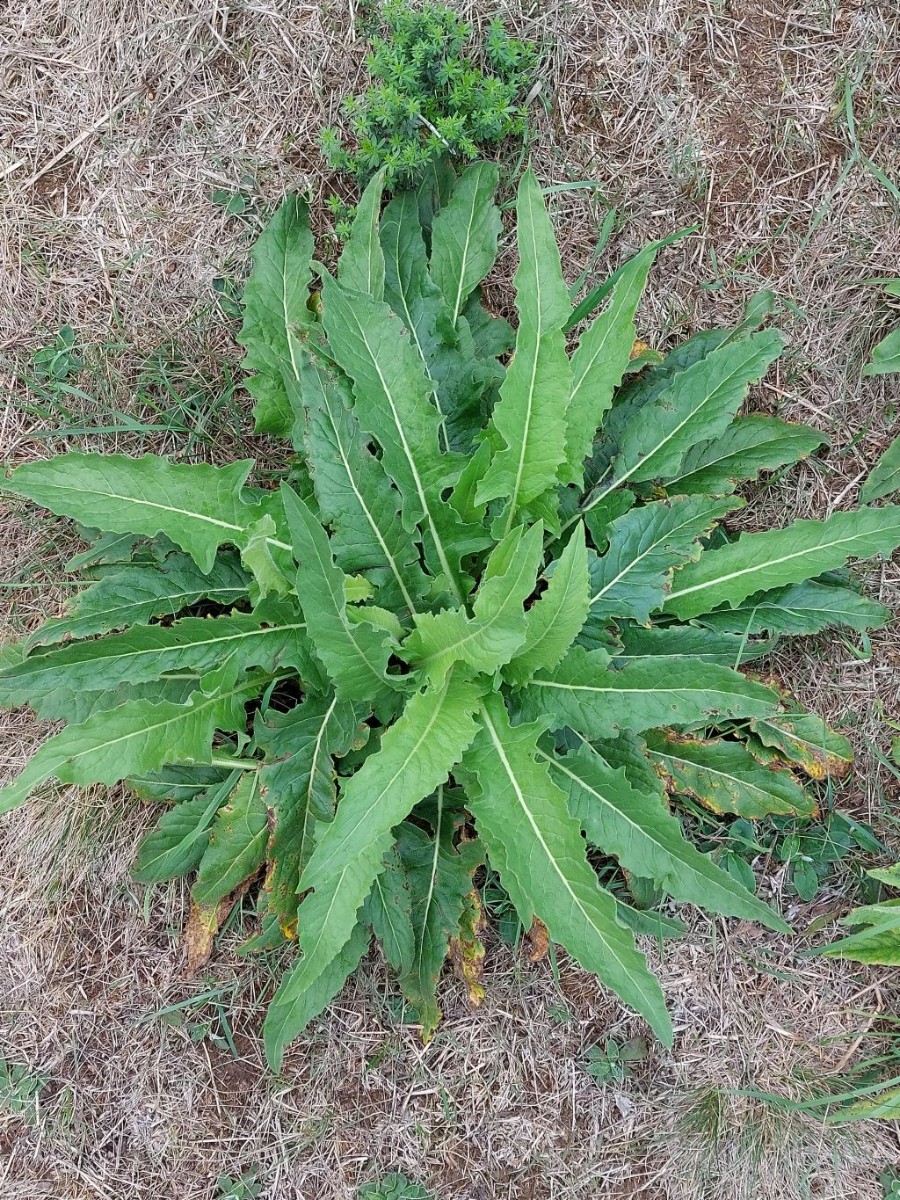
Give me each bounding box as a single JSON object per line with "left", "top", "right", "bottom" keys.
{"left": 1, "top": 1, "right": 899, "bottom": 1197}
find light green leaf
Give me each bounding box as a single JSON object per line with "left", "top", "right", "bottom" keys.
{"left": 301, "top": 353, "right": 428, "bottom": 613}
{"left": 868, "top": 863, "right": 900, "bottom": 888}
{"left": 2, "top": 453, "right": 285, "bottom": 574}
{"left": 367, "top": 795, "right": 481, "bottom": 1036}
{"left": 822, "top": 898, "right": 900, "bottom": 966}
{"left": 129, "top": 763, "right": 229, "bottom": 803}
{"left": 192, "top": 772, "right": 268, "bottom": 907}
{"left": 665, "top": 505, "right": 900, "bottom": 620}
{"left": 582, "top": 332, "right": 783, "bottom": 524}
{"left": 364, "top": 846, "right": 416, "bottom": 974}
{"left": 593, "top": 731, "right": 668, "bottom": 802}
{"left": 860, "top": 432, "right": 900, "bottom": 502}
{"left": 338, "top": 170, "right": 386, "bottom": 300}
{"left": 588, "top": 495, "right": 738, "bottom": 623}
{"left": 26, "top": 552, "right": 249, "bottom": 650}
{"left": 281, "top": 485, "right": 397, "bottom": 703}
{"left": 749, "top": 712, "right": 852, "bottom": 780}
{"left": 321, "top": 277, "right": 485, "bottom": 600}
{"left": 382, "top": 190, "right": 498, "bottom": 452}
{"left": 264, "top": 920, "right": 371, "bottom": 1064}
{"left": 611, "top": 623, "right": 769, "bottom": 667}
{"left": 476, "top": 168, "right": 573, "bottom": 533}
{"left": 238, "top": 195, "right": 314, "bottom": 435}
{"left": 518, "top": 646, "right": 780, "bottom": 736}
{"left": 863, "top": 327, "right": 900, "bottom": 376}
{"left": 664, "top": 415, "right": 827, "bottom": 495}
{"left": 403, "top": 523, "right": 543, "bottom": 685}
{"left": 463, "top": 694, "right": 672, "bottom": 1043}
{"left": 132, "top": 773, "right": 237, "bottom": 883}
{"left": 561, "top": 247, "right": 656, "bottom": 487}
{"left": 0, "top": 613, "right": 313, "bottom": 717}
{"left": 692, "top": 580, "right": 891, "bottom": 636}
{"left": 644, "top": 731, "right": 815, "bottom": 817}
{"left": 264, "top": 672, "right": 482, "bottom": 1068}
{"left": 394, "top": 803, "right": 481, "bottom": 1036}
{"left": 505, "top": 523, "right": 590, "bottom": 686}
{"left": 0, "top": 683, "right": 254, "bottom": 816}
{"left": 241, "top": 515, "right": 293, "bottom": 598}
{"left": 827, "top": 1086, "right": 900, "bottom": 1123}
{"left": 430, "top": 162, "right": 501, "bottom": 326}
{"left": 257, "top": 696, "right": 367, "bottom": 933}
{"left": 543, "top": 741, "right": 789, "bottom": 931}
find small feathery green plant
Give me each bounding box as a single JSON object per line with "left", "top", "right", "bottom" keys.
{"left": 321, "top": 0, "right": 539, "bottom": 195}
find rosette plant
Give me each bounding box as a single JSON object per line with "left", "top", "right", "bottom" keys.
{"left": 2, "top": 163, "right": 898, "bottom": 1069}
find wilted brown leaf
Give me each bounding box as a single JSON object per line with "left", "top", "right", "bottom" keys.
{"left": 450, "top": 889, "right": 486, "bottom": 1007}
{"left": 525, "top": 916, "right": 550, "bottom": 963}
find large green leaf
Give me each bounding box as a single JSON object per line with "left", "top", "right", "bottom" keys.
{"left": 476, "top": 168, "right": 573, "bottom": 533}
{"left": 364, "top": 845, "right": 416, "bottom": 976}
{"left": 0, "top": 613, "right": 313, "bottom": 716}
{"left": 518, "top": 646, "right": 779, "bottom": 736}
{"left": 0, "top": 670, "right": 201, "bottom": 727}
{"left": 320, "top": 277, "right": 484, "bottom": 600}
{"left": 402, "top": 523, "right": 543, "bottom": 685}
{"left": 132, "top": 772, "right": 238, "bottom": 883}
{"left": 822, "top": 899, "right": 900, "bottom": 965}
{"left": 0, "top": 683, "right": 254, "bottom": 816}
{"left": 588, "top": 495, "right": 738, "bottom": 623}
{"left": 504, "top": 523, "right": 590, "bottom": 686}
{"left": 27, "top": 553, "right": 248, "bottom": 650}
{"left": 281, "top": 485, "right": 397, "bottom": 703}
{"left": 692, "top": 579, "right": 891, "bottom": 636}
{"left": 863, "top": 327, "right": 900, "bottom": 376}
{"left": 193, "top": 771, "right": 269, "bottom": 907}
{"left": 256, "top": 696, "right": 367, "bottom": 933}
{"left": 128, "top": 763, "right": 229, "bottom": 803}
{"left": 367, "top": 795, "right": 481, "bottom": 1035}
{"left": 663, "top": 415, "right": 827, "bottom": 496}
{"left": 381, "top": 189, "right": 499, "bottom": 452}
{"left": 664, "top": 505, "right": 900, "bottom": 620}
{"left": 593, "top": 731, "right": 668, "bottom": 802}
{"left": 429, "top": 162, "right": 501, "bottom": 326}
{"left": 337, "top": 170, "right": 386, "bottom": 300}
{"left": 860, "top": 432, "right": 900, "bottom": 503}
{"left": 585, "top": 328, "right": 734, "bottom": 485}
{"left": 827, "top": 1086, "right": 900, "bottom": 1124}
{"left": 610, "top": 623, "right": 769, "bottom": 667}
{"left": 264, "top": 672, "right": 482, "bottom": 1068}
{"left": 581, "top": 331, "right": 783, "bottom": 522}
{"left": 643, "top": 731, "right": 815, "bottom": 817}
{"left": 463, "top": 694, "right": 672, "bottom": 1043}
{"left": 2, "top": 453, "right": 286, "bottom": 573}
{"left": 561, "top": 247, "right": 656, "bottom": 487}
{"left": 263, "top": 920, "right": 372, "bottom": 1062}
{"left": 543, "top": 741, "right": 789, "bottom": 931}
{"left": 300, "top": 354, "right": 428, "bottom": 613}
{"left": 238, "top": 195, "right": 314, "bottom": 435}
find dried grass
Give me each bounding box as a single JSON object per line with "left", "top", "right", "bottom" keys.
{"left": 1, "top": 0, "right": 899, "bottom": 1196}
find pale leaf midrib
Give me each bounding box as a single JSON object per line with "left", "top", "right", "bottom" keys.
{"left": 346, "top": 308, "right": 460, "bottom": 602}
{"left": 14, "top": 482, "right": 292, "bottom": 552}
{"left": 320, "top": 386, "right": 417, "bottom": 613}
{"left": 667, "top": 522, "right": 899, "bottom": 603}
{"left": 14, "top": 622, "right": 306, "bottom": 678}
